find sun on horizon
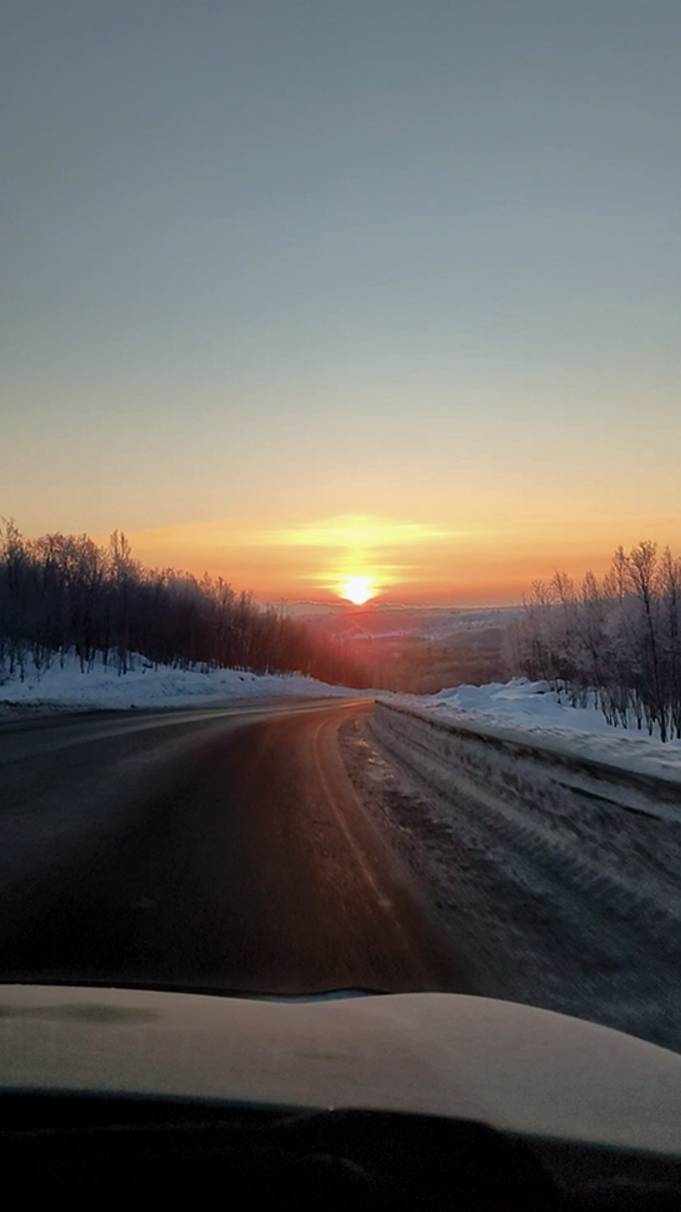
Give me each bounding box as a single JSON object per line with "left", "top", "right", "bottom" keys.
{"left": 339, "top": 575, "right": 376, "bottom": 606}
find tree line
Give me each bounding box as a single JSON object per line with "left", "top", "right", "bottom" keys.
{"left": 0, "top": 521, "right": 370, "bottom": 688}
{"left": 508, "top": 541, "right": 681, "bottom": 742}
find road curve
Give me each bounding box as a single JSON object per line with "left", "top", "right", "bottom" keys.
{"left": 0, "top": 700, "right": 467, "bottom": 995}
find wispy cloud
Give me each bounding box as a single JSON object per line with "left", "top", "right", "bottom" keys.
{"left": 120, "top": 512, "right": 480, "bottom": 600}
{"left": 256, "top": 514, "right": 462, "bottom": 550}
{"left": 248, "top": 514, "right": 472, "bottom": 595}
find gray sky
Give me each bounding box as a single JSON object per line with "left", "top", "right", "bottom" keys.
{"left": 2, "top": 1, "right": 680, "bottom": 598}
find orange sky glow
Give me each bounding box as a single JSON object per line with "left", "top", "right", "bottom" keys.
{"left": 4, "top": 5, "right": 681, "bottom": 610}
{"left": 114, "top": 510, "right": 681, "bottom": 606}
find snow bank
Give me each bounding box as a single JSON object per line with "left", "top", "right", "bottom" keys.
{"left": 346, "top": 709, "right": 681, "bottom": 1050}
{"left": 381, "top": 679, "right": 681, "bottom": 785}
{"left": 0, "top": 651, "right": 360, "bottom": 713}
{"left": 346, "top": 681, "right": 681, "bottom": 1050}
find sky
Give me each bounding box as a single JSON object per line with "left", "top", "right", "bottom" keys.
{"left": 2, "top": 1, "right": 680, "bottom": 604}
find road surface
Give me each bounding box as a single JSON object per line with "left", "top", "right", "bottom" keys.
{"left": 0, "top": 700, "right": 466, "bottom": 995}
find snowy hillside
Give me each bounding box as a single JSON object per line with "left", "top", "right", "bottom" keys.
{"left": 0, "top": 652, "right": 361, "bottom": 713}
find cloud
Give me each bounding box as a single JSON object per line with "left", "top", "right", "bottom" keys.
{"left": 117, "top": 512, "right": 480, "bottom": 599}
{"left": 257, "top": 514, "right": 461, "bottom": 550}
{"left": 249, "top": 514, "right": 471, "bottom": 594}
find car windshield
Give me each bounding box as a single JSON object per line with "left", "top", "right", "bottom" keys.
{"left": 2, "top": 2, "right": 680, "bottom": 1057}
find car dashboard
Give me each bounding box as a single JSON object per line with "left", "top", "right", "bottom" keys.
{"left": 1, "top": 985, "right": 680, "bottom": 1208}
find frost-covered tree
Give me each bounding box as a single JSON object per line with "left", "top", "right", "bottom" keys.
{"left": 509, "top": 541, "right": 681, "bottom": 741}
{"left": 0, "top": 523, "right": 369, "bottom": 689}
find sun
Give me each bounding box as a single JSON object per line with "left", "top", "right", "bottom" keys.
{"left": 339, "top": 575, "right": 376, "bottom": 606}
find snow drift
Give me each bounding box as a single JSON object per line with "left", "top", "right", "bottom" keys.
{"left": 382, "top": 679, "right": 681, "bottom": 784}
{"left": 0, "top": 651, "right": 361, "bottom": 713}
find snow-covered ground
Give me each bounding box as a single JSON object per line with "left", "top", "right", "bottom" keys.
{"left": 0, "top": 651, "right": 361, "bottom": 713}
{"left": 383, "top": 678, "right": 681, "bottom": 782}
{"left": 341, "top": 692, "right": 681, "bottom": 1051}
{"left": 433, "top": 678, "right": 676, "bottom": 736}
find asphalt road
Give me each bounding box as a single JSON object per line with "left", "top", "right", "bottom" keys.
{"left": 0, "top": 700, "right": 466, "bottom": 995}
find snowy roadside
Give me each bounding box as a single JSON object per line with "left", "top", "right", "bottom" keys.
{"left": 0, "top": 651, "right": 364, "bottom": 715}
{"left": 382, "top": 678, "right": 681, "bottom": 785}
{"left": 339, "top": 696, "right": 681, "bottom": 1053}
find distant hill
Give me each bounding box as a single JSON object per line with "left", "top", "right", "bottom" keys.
{"left": 278, "top": 603, "right": 521, "bottom": 692}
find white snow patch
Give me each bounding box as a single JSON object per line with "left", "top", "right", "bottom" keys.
{"left": 0, "top": 651, "right": 361, "bottom": 713}
{"left": 383, "top": 679, "right": 681, "bottom": 783}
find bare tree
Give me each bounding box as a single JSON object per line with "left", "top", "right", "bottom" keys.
{"left": 0, "top": 523, "right": 369, "bottom": 691}
{"left": 510, "top": 541, "right": 681, "bottom": 742}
